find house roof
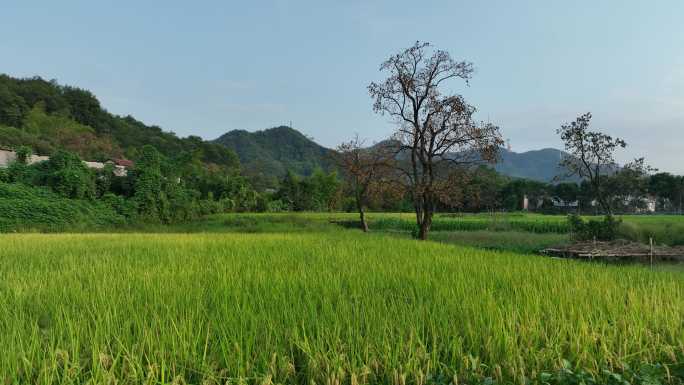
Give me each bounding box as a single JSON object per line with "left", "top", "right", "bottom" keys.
{"left": 113, "top": 158, "right": 134, "bottom": 167}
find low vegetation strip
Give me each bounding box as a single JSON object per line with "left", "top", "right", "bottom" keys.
{"left": 341, "top": 213, "right": 684, "bottom": 246}
{"left": 371, "top": 215, "right": 571, "bottom": 234}
{"left": 1, "top": 233, "right": 682, "bottom": 384}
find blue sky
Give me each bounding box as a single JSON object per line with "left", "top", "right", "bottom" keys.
{"left": 2, "top": 1, "right": 683, "bottom": 172}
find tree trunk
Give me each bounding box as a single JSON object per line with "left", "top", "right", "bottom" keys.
{"left": 354, "top": 187, "right": 369, "bottom": 232}
{"left": 599, "top": 197, "right": 612, "bottom": 216}
{"left": 417, "top": 202, "right": 433, "bottom": 241}
{"left": 414, "top": 195, "right": 422, "bottom": 226}
{"left": 358, "top": 206, "right": 369, "bottom": 232}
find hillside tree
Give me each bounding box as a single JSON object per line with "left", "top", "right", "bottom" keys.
{"left": 133, "top": 145, "right": 166, "bottom": 221}
{"left": 369, "top": 41, "right": 503, "bottom": 240}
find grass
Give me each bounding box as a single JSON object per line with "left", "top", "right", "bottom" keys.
{"left": 1, "top": 231, "right": 683, "bottom": 384}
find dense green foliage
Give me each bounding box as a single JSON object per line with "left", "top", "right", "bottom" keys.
{"left": 0, "top": 182, "right": 124, "bottom": 231}
{"left": 274, "top": 169, "right": 341, "bottom": 211}
{"left": 569, "top": 214, "right": 622, "bottom": 241}
{"left": 1, "top": 231, "right": 682, "bottom": 384}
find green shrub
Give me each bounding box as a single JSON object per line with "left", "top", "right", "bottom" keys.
{"left": 568, "top": 214, "right": 622, "bottom": 241}
{"left": 0, "top": 182, "right": 125, "bottom": 232}
{"left": 101, "top": 192, "right": 138, "bottom": 218}
{"left": 266, "top": 199, "right": 289, "bottom": 212}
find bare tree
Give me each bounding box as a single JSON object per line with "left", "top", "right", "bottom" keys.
{"left": 336, "top": 135, "right": 394, "bottom": 232}
{"left": 557, "top": 112, "right": 626, "bottom": 215}
{"left": 368, "top": 41, "right": 503, "bottom": 240}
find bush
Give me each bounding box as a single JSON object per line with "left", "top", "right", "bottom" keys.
{"left": 101, "top": 192, "right": 137, "bottom": 218}
{"left": 199, "top": 198, "right": 227, "bottom": 215}
{"left": 568, "top": 214, "right": 622, "bottom": 241}
{"left": 266, "top": 199, "right": 289, "bottom": 212}
{"left": 0, "top": 182, "right": 125, "bottom": 232}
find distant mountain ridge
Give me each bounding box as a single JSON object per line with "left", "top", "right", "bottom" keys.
{"left": 495, "top": 147, "right": 570, "bottom": 182}
{"left": 214, "top": 126, "right": 575, "bottom": 184}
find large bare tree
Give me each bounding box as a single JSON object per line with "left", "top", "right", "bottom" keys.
{"left": 557, "top": 112, "right": 626, "bottom": 215}
{"left": 336, "top": 135, "right": 395, "bottom": 232}
{"left": 368, "top": 42, "right": 502, "bottom": 240}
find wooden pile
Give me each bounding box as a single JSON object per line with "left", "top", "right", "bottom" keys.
{"left": 543, "top": 240, "right": 684, "bottom": 263}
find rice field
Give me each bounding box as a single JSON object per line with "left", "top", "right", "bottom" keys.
{"left": 1, "top": 231, "right": 683, "bottom": 384}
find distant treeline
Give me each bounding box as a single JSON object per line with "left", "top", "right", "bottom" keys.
{"left": 434, "top": 165, "right": 684, "bottom": 215}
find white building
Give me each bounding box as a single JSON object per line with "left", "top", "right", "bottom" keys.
{"left": 0, "top": 148, "right": 127, "bottom": 176}
{"left": 0, "top": 148, "right": 49, "bottom": 167}
{"left": 551, "top": 197, "right": 579, "bottom": 208}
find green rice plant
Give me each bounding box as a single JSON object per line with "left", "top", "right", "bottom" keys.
{"left": 0, "top": 232, "right": 682, "bottom": 384}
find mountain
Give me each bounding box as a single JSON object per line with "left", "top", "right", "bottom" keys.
{"left": 214, "top": 126, "right": 336, "bottom": 189}
{"left": 495, "top": 148, "right": 570, "bottom": 182}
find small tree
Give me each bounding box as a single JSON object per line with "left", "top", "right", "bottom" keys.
{"left": 42, "top": 150, "right": 96, "bottom": 199}
{"left": 133, "top": 145, "right": 165, "bottom": 221}
{"left": 557, "top": 113, "right": 626, "bottom": 215}
{"left": 369, "top": 41, "right": 503, "bottom": 240}
{"left": 336, "top": 135, "right": 394, "bottom": 232}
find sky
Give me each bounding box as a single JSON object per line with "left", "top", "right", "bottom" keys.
{"left": 2, "top": 1, "right": 683, "bottom": 172}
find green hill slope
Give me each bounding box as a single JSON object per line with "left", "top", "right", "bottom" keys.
{"left": 0, "top": 74, "right": 239, "bottom": 171}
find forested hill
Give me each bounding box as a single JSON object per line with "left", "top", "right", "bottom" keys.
{"left": 214, "top": 126, "right": 335, "bottom": 189}
{"left": 0, "top": 74, "right": 239, "bottom": 170}
{"left": 495, "top": 148, "right": 570, "bottom": 182}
